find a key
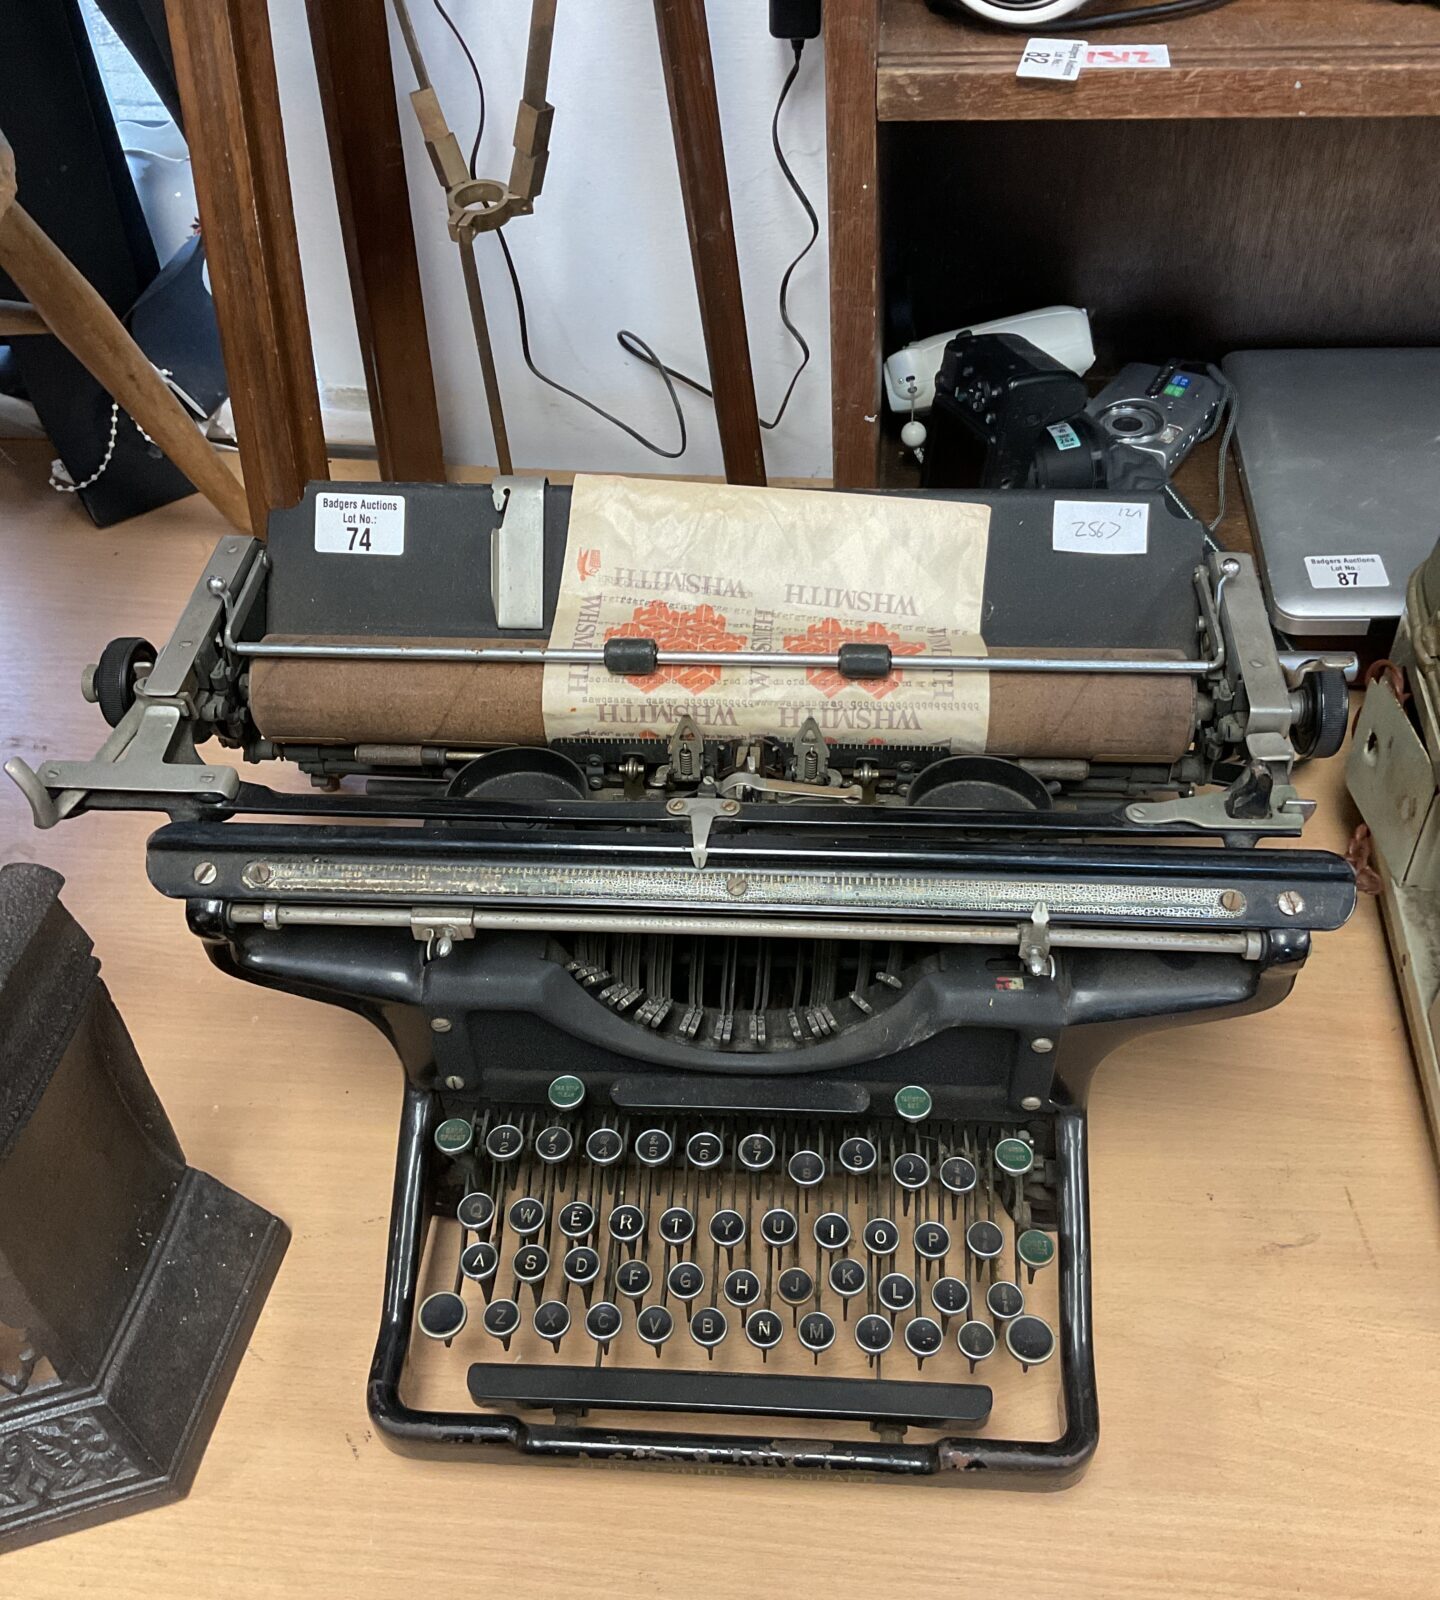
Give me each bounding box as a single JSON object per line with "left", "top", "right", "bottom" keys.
{"left": 635, "top": 1127, "right": 674, "bottom": 1167}
{"left": 534, "top": 1299, "right": 570, "bottom": 1351}
{"left": 813, "top": 1212, "right": 851, "bottom": 1251}
{"left": 460, "top": 1239, "right": 499, "bottom": 1286}
{"left": 994, "top": 1136, "right": 1034, "bottom": 1177}
{"left": 1006, "top": 1314, "right": 1056, "bottom": 1371}
{"left": 838, "top": 1136, "right": 878, "bottom": 1175}
{"left": 966, "top": 1219, "right": 1005, "bottom": 1262}
{"left": 456, "top": 1191, "right": 495, "bottom": 1232}
{"left": 738, "top": 1132, "right": 776, "bottom": 1171}
{"left": 931, "top": 1276, "right": 970, "bottom": 1320}
{"left": 584, "top": 1127, "right": 625, "bottom": 1167}
{"left": 893, "top": 1152, "right": 930, "bottom": 1190}
{"left": 855, "top": 1313, "right": 893, "bottom": 1359}
{"left": 745, "top": 1308, "right": 784, "bottom": 1357}
{"left": 760, "top": 1207, "right": 799, "bottom": 1249}
{"left": 484, "top": 1123, "right": 524, "bottom": 1162}
{"left": 563, "top": 1245, "right": 601, "bottom": 1294}
{"left": 585, "top": 1301, "right": 623, "bottom": 1346}
{"left": 689, "top": 1305, "right": 728, "bottom": 1356}
{"left": 788, "top": 1149, "right": 825, "bottom": 1188}
{"left": 939, "top": 1155, "right": 978, "bottom": 1195}
{"left": 686, "top": 1130, "right": 724, "bottom": 1170}
{"left": 508, "top": 1196, "right": 546, "bottom": 1236}
{"left": 904, "top": 1316, "right": 944, "bottom": 1367}
{"left": 637, "top": 1303, "right": 674, "bottom": 1354}
{"left": 878, "top": 1272, "right": 917, "bottom": 1314}
{"left": 957, "top": 1318, "right": 997, "bottom": 1371}
{"left": 914, "top": 1220, "right": 951, "bottom": 1261}
{"left": 616, "top": 1260, "right": 652, "bottom": 1299}
{"left": 417, "top": 1290, "right": 467, "bottom": 1341}
{"left": 986, "top": 1280, "right": 1025, "bottom": 1321}
{"left": 667, "top": 1261, "right": 706, "bottom": 1302}
{"left": 558, "top": 1200, "right": 596, "bottom": 1240}
{"left": 863, "top": 1217, "right": 900, "bottom": 1257}
{"left": 535, "top": 1125, "right": 574, "bottom": 1164}
{"left": 609, "top": 1204, "right": 646, "bottom": 1244}
{"left": 659, "top": 1205, "right": 696, "bottom": 1247}
{"left": 434, "top": 1118, "right": 474, "bottom": 1158}
{"left": 1017, "top": 1228, "right": 1056, "bottom": 1283}
{"left": 709, "top": 1209, "right": 747, "bottom": 1250}
{"left": 798, "top": 1310, "right": 836, "bottom": 1359}
{"left": 778, "top": 1266, "right": 814, "bottom": 1306}
{"left": 513, "top": 1243, "right": 549, "bottom": 1296}
{"left": 482, "top": 1297, "right": 522, "bottom": 1350}
{"left": 724, "top": 1269, "right": 761, "bottom": 1308}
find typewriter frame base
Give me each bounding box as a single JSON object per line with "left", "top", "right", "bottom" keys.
{"left": 366, "top": 1082, "right": 1099, "bottom": 1487}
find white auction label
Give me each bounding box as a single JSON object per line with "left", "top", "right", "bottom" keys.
{"left": 1304, "top": 553, "right": 1389, "bottom": 590}
{"left": 1085, "top": 44, "right": 1172, "bottom": 69}
{"left": 1052, "top": 500, "right": 1150, "bottom": 556}
{"left": 1017, "top": 39, "right": 1087, "bottom": 82}
{"left": 313, "top": 491, "right": 406, "bottom": 556}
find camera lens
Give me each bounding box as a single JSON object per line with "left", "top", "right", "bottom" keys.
{"left": 1110, "top": 414, "right": 1147, "bottom": 435}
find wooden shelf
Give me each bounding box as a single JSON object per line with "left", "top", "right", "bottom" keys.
{"left": 879, "top": 0, "right": 1440, "bottom": 121}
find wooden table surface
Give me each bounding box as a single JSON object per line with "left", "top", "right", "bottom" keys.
{"left": 3, "top": 443, "right": 1437, "bottom": 1597}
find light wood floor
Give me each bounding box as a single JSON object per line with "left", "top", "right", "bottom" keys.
{"left": 2, "top": 441, "right": 1437, "bottom": 1598}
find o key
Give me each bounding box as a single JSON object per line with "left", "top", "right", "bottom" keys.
{"left": 862, "top": 1217, "right": 899, "bottom": 1257}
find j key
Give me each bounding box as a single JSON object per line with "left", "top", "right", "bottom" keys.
{"left": 484, "top": 1123, "right": 524, "bottom": 1162}
{"left": 838, "top": 1136, "right": 878, "bottom": 1175}
{"left": 585, "top": 1301, "right": 623, "bottom": 1345}
{"left": 828, "top": 1258, "right": 867, "bottom": 1299}
{"left": 994, "top": 1136, "right": 1035, "bottom": 1177}
{"left": 512, "top": 1244, "right": 549, "bottom": 1286}
{"left": 778, "top": 1267, "right": 815, "bottom": 1306}
{"left": 788, "top": 1149, "right": 825, "bottom": 1187}
{"left": 558, "top": 1200, "right": 596, "bottom": 1240}
{"left": 813, "top": 1212, "right": 851, "bottom": 1251}
{"left": 738, "top": 1132, "right": 776, "bottom": 1171}
{"left": 534, "top": 1299, "right": 570, "bottom": 1350}
{"left": 417, "top": 1290, "right": 467, "bottom": 1340}
{"left": 461, "top": 1240, "right": 499, "bottom": 1283}
{"left": 667, "top": 1261, "right": 706, "bottom": 1302}
{"left": 535, "top": 1125, "right": 574, "bottom": 1164}
{"left": 761, "top": 1207, "right": 799, "bottom": 1249}
{"left": 689, "top": 1306, "right": 728, "bottom": 1350}
{"left": 456, "top": 1191, "right": 495, "bottom": 1231}
{"left": 905, "top": 1316, "right": 944, "bottom": 1364}
{"left": 637, "top": 1304, "right": 674, "bottom": 1351}
{"left": 1006, "top": 1313, "right": 1057, "bottom": 1370}
{"left": 686, "top": 1130, "right": 724, "bottom": 1170}
{"left": 855, "top": 1313, "right": 893, "bottom": 1357}
{"left": 914, "top": 1221, "right": 951, "bottom": 1261}
{"left": 967, "top": 1219, "right": 1005, "bottom": 1261}
{"left": 483, "top": 1298, "right": 522, "bottom": 1344}
{"left": 724, "top": 1269, "right": 761, "bottom": 1308}
{"left": 508, "top": 1197, "right": 546, "bottom": 1236}
{"left": 1017, "top": 1228, "right": 1057, "bottom": 1278}
{"left": 931, "top": 1276, "right": 970, "bottom": 1319}
{"left": 563, "top": 1246, "right": 601, "bottom": 1287}
{"left": 798, "top": 1310, "right": 836, "bottom": 1355}
{"left": 893, "top": 1152, "right": 930, "bottom": 1190}
{"left": 878, "top": 1272, "right": 917, "bottom": 1314}
{"left": 709, "top": 1209, "right": 747, "bottom": 1248}
{"left": 940, "top": 1155, "right": 978, "bottom": 1195}
{"left": 958, "top": 1319, "right": 998, "bottom": 1368}
{"left": 434, "top": 1118, "right": 474, "bottom": 1157}
{"left": 746, "top": 1309, "right": 784, "bottom": 1353}
{"left": 986, "top": 1280, "right": 1025, "bottom": 1321}
{"left": 616, "top": 1260, "right": 652, "bottom": 1299}
{"left": 634, "top": 1127, "right": 674, "bottom": 1167}
{"left": 863, "top": 1217, "right": 900, "bottom": 1257}
{"left": 585, "top": 1127, "right": 625, "bottom": 1166}
{"left": 609, "top": 1204, "right": 646, "bottom": 1243}
{"left": 659, "top": 1206, "right": 696, "bottom": 1247}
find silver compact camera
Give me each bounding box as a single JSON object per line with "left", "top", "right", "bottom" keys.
{"left": 1087, "top": 363, "right": 1226, "bottom": 482}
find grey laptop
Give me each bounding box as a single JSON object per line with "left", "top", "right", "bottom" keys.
{"left": 1224, "top": 349, "right": 1440, "bottom": 637}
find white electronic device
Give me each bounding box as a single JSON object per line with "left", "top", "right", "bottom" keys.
{"left": 884, "top": 305, "right": 1095, "bottom": 418}
{"left": 952, "top": 0, "right": 1086, "bottom": 20}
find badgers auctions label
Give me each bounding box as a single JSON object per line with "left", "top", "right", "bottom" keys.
{"left": 1304, "top": 553, "right": 1389, "bottom": 590}
{"left": 313, "top": 491, "right": 406, "bottom": 556}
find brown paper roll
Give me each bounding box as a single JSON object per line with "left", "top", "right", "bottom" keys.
{"left": 249, "top": 636, "right": 1196, "bottom": 763}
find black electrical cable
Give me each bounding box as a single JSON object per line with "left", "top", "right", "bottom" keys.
{"left": 432, "top": 0, "right": 485, "bottom": 171}
{"left": 929, "top": 0, "right": 1240, "bottom": 31}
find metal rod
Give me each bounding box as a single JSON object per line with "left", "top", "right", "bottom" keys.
{"left": 388, "top": 0, "right": 431, "bottom": 91}
{"left": 458, "top": 236, "right": 512, "bottom": 475}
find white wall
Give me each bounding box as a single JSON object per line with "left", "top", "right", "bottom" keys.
{"left": 268, "top": 0, "right": 831, "bottom": 480}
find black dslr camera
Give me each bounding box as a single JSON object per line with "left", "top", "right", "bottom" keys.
{"left": 921, "top": 332, "right": 1224, "bottom": 494}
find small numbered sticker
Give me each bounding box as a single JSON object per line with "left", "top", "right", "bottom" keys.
{"left": 1305, "top": 553, "right": 1389, "bottom": 591}
{"left": 1052, "top": 500, "right": 1150, "bottom": 556}
{"left": 1016, "top": 39, "right": 1087, "bottom": 82}
{"left": 1085, "top": 44, "right": 1172, "bottom": 70}
{"left": 314, "top": 490, "right": 406, "bottom": 556}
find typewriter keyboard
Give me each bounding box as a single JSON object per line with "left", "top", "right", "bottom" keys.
{"left": 410, "top": 1091, "right": 1067, "bottom": 1441}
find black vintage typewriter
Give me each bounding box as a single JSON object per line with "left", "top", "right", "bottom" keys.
{"left": 8, "top": 476, "right": 1356, "bottom": 1485}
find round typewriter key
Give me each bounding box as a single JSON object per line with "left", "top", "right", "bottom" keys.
{"left": 417, "top": 1290, "right": 467, "bottom": 1340}
{"left": 760, "top": 1207, "right": 799, "bottom": 1249}
{"left": 513, "top": 1243, "right": 549, "bottom": 1284}
{"left": 709, "top": 1208, "right": 746, "bottom": 1248}
{"left": 894, "top": 1084, "right": 933, "bottom": 1124}
{"left": 558, "top": 1200, "right": 596, "bottom": 1240}
{"left": 958, "top": 1319, "right": 997, "bottom": 1365}
{"left": 994, "top": 1136, "right": 1034, "bottom": 1177}
{"left": 667, "top": 1260, "right": 705, "bottom": 1302}
{"left": 485, "top": 1122, "right": 524, "bottom": 1161}
{"left": 1017, "top": 1229, "right": 1057, "bottom": 1272}
{"left": 778, "top": 1266, "right": 814, "bottom": 1306}
{"left": 862, "top": 1217, "right": 899, "bottom": 1257}
{"left": 686, "top": 1130, "right": 724, "bottom": 1170}
{"left": 931, "top": 1276, "right": 970, "bottom": 1319}
{"left": 460, "top": 1240, "right": 498, "bottom": 1282}
{"left": 986, "top": 1280, "right": 1024, "bottom": 1321}
{"left": 940, "top": 1155, "right": 978, "bottom": 1195}
{"left": 724, "top": 1269, "right": 761, "bottom": 1308}
{"left": 788, "top": 1149, "right": 825, "bottom": 1187}
{"left": 738, "top": 1132, "right": 776, "bottom": 1171}
{"left": 534, "top": 1299, "right": 570, "bottom": 1348}
{"left": 456, "top": 1191, "right": 494, "bottom": 1231}
{"left": 547, "top": 1073, "right": 586, "bottom": 1111}
{"left": 434, "top": 1117, "right": 473, "bottom": 1157}
{"left": 616, "top": 1259, "right": 652, "bottom": 1299}
{"left": 563, "top": 1246, "right": 601, "bottom": 1286}
{"left": 915, "top": 1220, "right": 951, "bottom": 1260}
{"left": 482, "top": 1298, "right": 522, "bottom": 1341}
{"left": 828, "top": 1257, "right": 867, "bottom": 1299}
{"left": 855, "top": 1313, "right": 893, "bottom": 1356}
{"left": 535, "top": 1125, "right": 574, "bottom": 1164}
{"left": 798, "top": 1311, "right": 836, "bottom": 1355}
{"left": 609, "top": 1204, "right": 646, "bottom": 1243}
{"left": 893, "top": 1152, "right": 930, "bottom": 1190}
{"left": 878, "top": 1272, "right": 917, "bottom": 1313}
{"left": 689, "top": 1306, "right": 728, "bottom": 1350}
{"left": 905, "top": 1316, "right": 944, "bottom": 1361}
{"left": 508, "top": 1196, "right": 546, "bottom": 1236}
{"left": 746, "top": 1309, "right": 784, "bottom": 1352}
{"left": 659, "top": 1206, "right": 696, "bottom": 1247}
{"left": 635, "top": 1127, "right": 674, "bottom": 1168}
{"left": 967, "top": 1219, "right": 1005, "bottom": 1261}
{"left": 584, "top": 1126, "right": 625, "bottom": 1166}
{"left": 585, "top": 1301, "right": 623, "bottom": 1344}
{"left": 839, "top": 1135, "right": 878, "bottom": 1175}
{"left": 813, "top": 1211, "right": 851, "bottom": 1251}
{"left": 637, "top": 1304, "right": 674, "bottom": 1350}
{"left": 1006, "top": 1314, "right": 1056, "bottom": 1370}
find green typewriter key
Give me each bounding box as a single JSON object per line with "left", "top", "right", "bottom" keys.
{"left": 434, "top": 1117, "right": 473, "bottom": 1157}
{"left": 1017, "top": 1228, "right": 1057, "bottom": 1283}
{"left": 547, "top": 1074, "right": 586, "bottom": 1111}
{"left": 894, "top": 1085, "right": 933, "bottom": 1124}
{"left": 994, "top": 1137, "right": 1035, "bottom": 1177}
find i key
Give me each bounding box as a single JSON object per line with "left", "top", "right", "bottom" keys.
{"left": 813, "top": 1212, "right": 851, "bottom": 1251}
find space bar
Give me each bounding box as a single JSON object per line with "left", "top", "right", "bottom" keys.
{"left": 468, "top": 1363, "right": 992, "bottom": 1428}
